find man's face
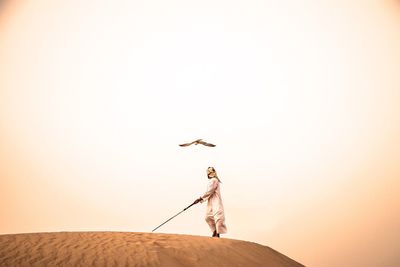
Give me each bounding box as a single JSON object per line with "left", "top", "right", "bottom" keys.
{"left": 207, "top": 168, "right": 215, "bottom": 177}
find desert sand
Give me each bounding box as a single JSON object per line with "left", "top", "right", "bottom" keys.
{"left": 0, "top": 232, "right": 304, "bottom": 267}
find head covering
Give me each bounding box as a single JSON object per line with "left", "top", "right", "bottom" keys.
{"left": 207, "top": 167, "right": 222, "bottom": 183}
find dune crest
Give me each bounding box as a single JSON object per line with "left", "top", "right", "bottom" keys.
{"left": 0, "top": 232, "right": 304, "bottom": 266}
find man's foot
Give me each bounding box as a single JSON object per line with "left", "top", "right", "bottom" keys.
{"left": 212, "top": 231, "right": 220, "bottom": 238}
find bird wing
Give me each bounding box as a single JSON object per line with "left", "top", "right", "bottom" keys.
{"left": 179, "top": 140, "right": 197, "bottom": 147}
{"left": 179, "top": 142, "right": 193, "bottom": 147}
{"left": 198, "top": 140, "right": 216, "bottom": 147}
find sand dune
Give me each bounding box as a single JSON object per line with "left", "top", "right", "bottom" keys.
{"left": 0, "top": 232, "right": 304, "bottom": 266}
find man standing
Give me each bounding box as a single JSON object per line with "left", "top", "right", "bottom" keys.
{"left": 195, "top": 167, "right": 227, "bottom": 238}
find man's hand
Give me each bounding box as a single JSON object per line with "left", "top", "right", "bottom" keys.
{"left": 194, "top": 197, "right": 202, "bottom": 204}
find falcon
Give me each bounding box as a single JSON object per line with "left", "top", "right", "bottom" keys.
{"left": 179, "top": 139, "right": 216, "bottom": 147}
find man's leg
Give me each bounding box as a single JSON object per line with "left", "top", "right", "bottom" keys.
{"left": 214, "top": 211, "right": 227, "bottom": 235}
{"left": 205, "top": 215, "right": 216, "bottom": 236}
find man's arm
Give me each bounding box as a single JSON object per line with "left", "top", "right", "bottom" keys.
{"left": 195, "top": 179, "right": 218, "bottom": 204}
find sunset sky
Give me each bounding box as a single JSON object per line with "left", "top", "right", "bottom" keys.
{"left": 1, "top": 0, "right": 399, "bottom": 266}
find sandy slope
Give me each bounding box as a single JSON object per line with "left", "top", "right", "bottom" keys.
{"left": 0, "top": 232, "right": 304, "bottom": 267}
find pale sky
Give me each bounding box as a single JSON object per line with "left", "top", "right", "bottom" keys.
{"left": 1, "top": 0, "right": 400, "bottom": 266}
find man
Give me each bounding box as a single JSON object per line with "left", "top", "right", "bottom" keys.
{"left": 194, "top": 167, "right": 227, "bottom": 238}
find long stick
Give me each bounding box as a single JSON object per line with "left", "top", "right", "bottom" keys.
{"left": 152, "top": 201, "right": 197, "bottom": 232}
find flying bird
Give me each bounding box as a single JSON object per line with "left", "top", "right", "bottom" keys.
{"left": 179, "top": 139, "right": 216, "bottom": 147}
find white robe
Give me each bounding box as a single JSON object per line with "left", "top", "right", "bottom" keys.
{"left": 200, "top": 177, "right": 227, "bottom": 234}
